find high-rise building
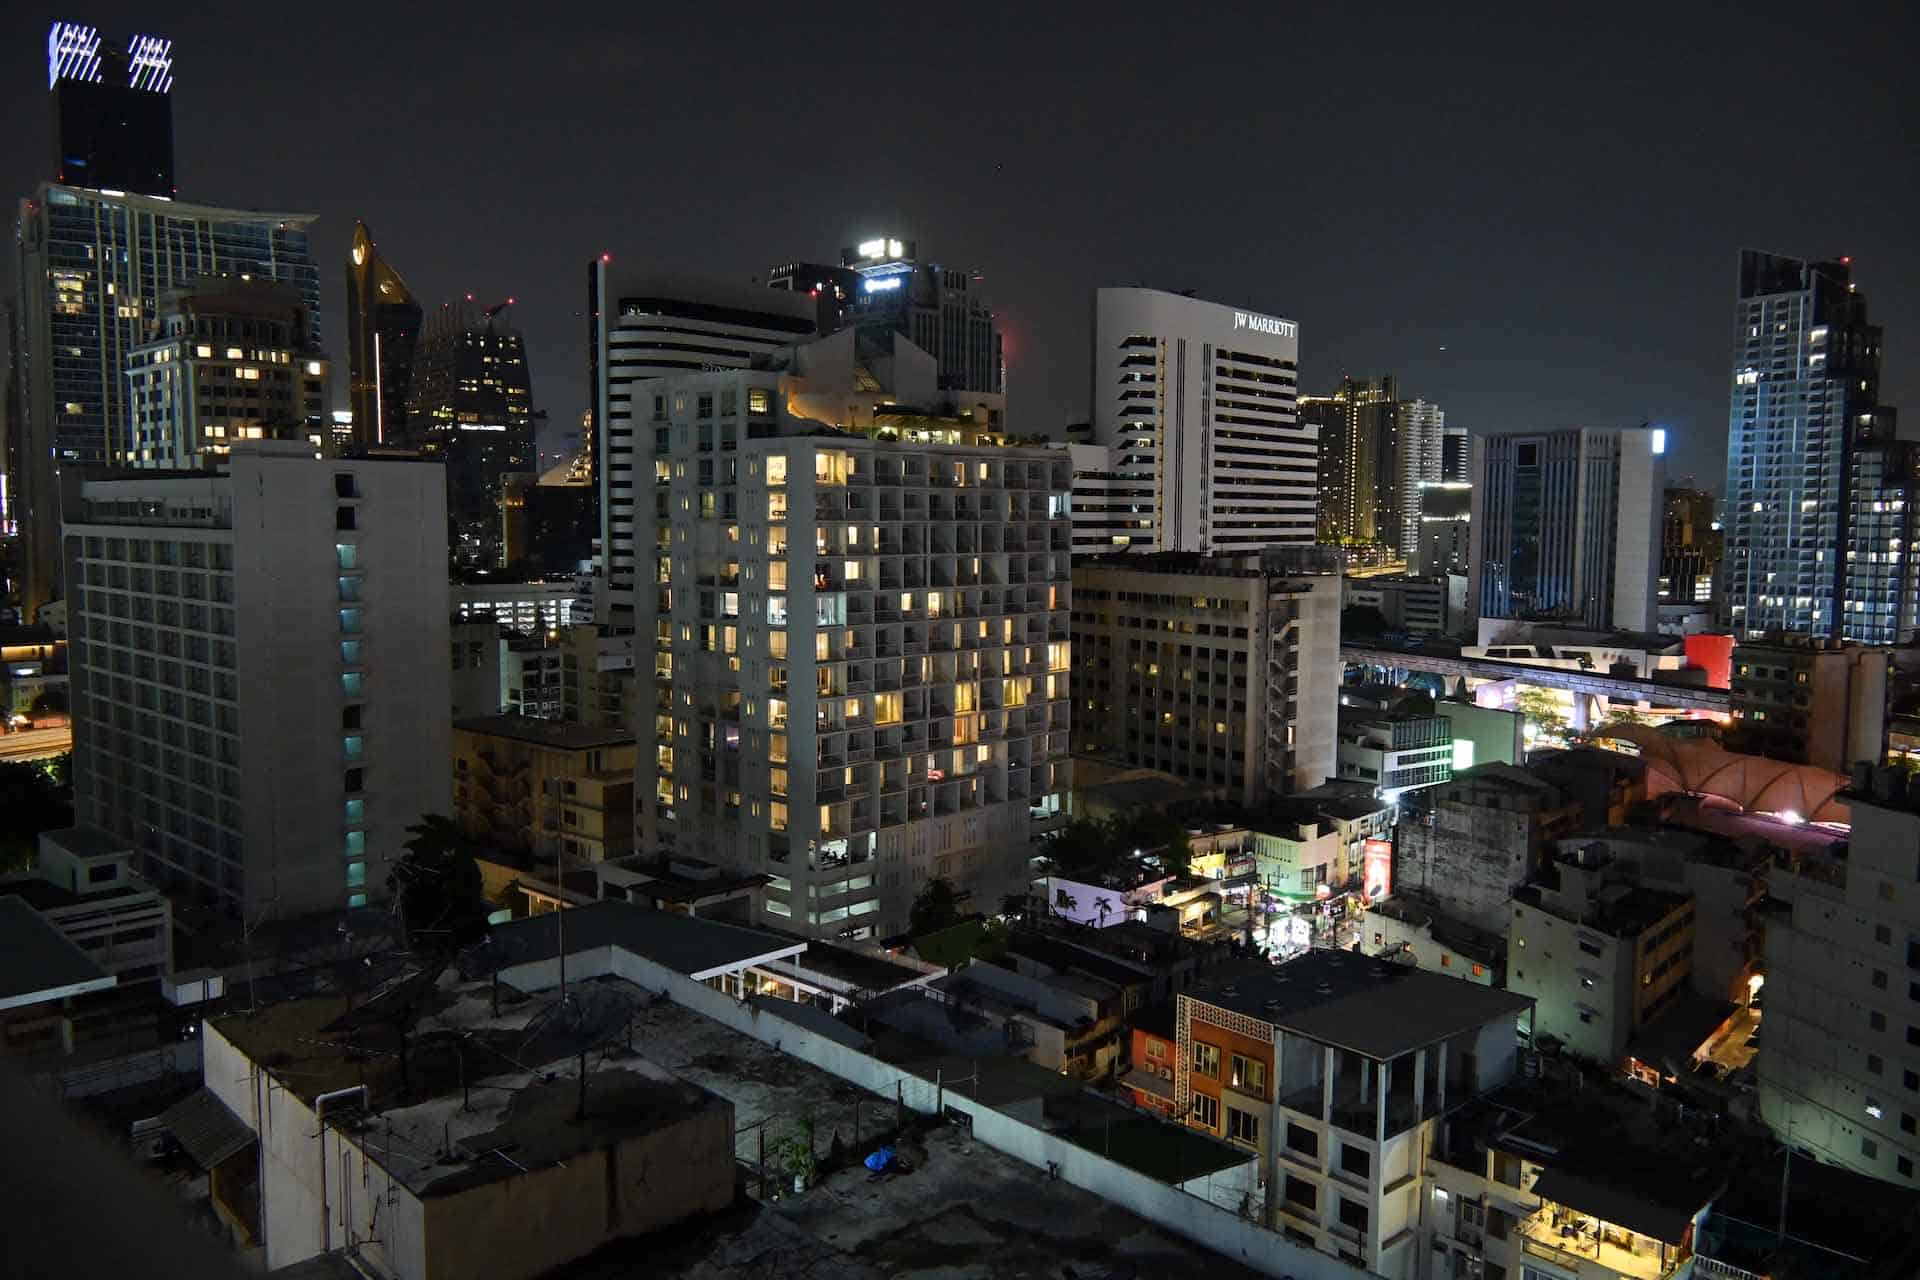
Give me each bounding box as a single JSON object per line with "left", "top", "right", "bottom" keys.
{"left": 124, "top": 279, "right": 330, "bottom": 468}
{"left": 588, "top": 263, "right": 818, "bottom": 629}
{"left": 47, "top": 23, "right": 175, "bottom": 198}
{"left": 1761, "top": 768, "right": 1920, "bottom": 1188}
{"left": 1415, "top": 480, "right": 1472, "bottom": 578}
{"left": 1395, "top": 399, "right": 1446, "bottom": 562}
{"left": 60, "top": 442, "right": 450, "bottom": 917}
{"left": 405, "top": 300, "right": 535, "bottom": 567}
{"left": 1845, "top": 408, "right": 1919, "bottom": 645}
{"left": 1724, "top": 251, "right": 1888, "bottom": 640}
{"left": 622, "top": 352, "right": 1071, "bottom": 938}
{"left": 344, "top": 221, "right": 422, "bottom": 451}
{"left": 1071, "top": 548, "right": 1342, "bottom": 803}
{"left": 1659, "top": 486, "right": 1722, "bottom": 607}
{"left": 1440, "top": 422, "right": 1469, "bottom": 484}
{"left": 765, "top": 260, "right": 862, "bottom": 335}
{"left": 501, "top": 470, "right": 596, "bottom": 576}
{"left": 839, "top": 238, "right": 1002, "bottom": 397}
{"left": 1469, "top": 426, "right": 1663, "bottom": 632}
{"left": 1310, "top": 375, "right": 1399, "bottom": 547}
{"left": 1065, "top": 442, "right": 1155, "bottom": 556}
{"left": 1089, "top": 288, "right": 1313, "bottom": 555}
{"left": 12, "top": 185, "right": 320, "bottom": 619}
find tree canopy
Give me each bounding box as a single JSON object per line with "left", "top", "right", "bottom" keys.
{"left": 909, "top": 876, "right": 966, "bottom": 936}
{"left": 1043, "top": 811, "right": 1193, "bottom": 884}
{"left": 387, "top": 815, "right": 491, "bottom": 950}
{"left": 0, "top": 759, "right": 72, "bottom": 875}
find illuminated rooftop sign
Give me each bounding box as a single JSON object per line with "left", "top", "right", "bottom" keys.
{"left": 1231, "top": 310, "right": 1297, "bottom": 339}
{"left": 126, "top": 34, "right": 173, "bottom": 93}
{"left": 48, "top": 23, "right": 102, "bottom": 89}
{"left": 859, "top": 238, "right": 905, "bottom": 261}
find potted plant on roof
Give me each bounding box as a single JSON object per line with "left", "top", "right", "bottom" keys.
{"left": 776, "top": 1118, "right": 817, "bottom": 1194}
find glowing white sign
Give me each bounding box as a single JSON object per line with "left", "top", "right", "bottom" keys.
{"left": 48, "top": 23, "right": 103, "bottom": 89}
{"left": 126, "top": 34, "right": 173, "bottom": 93}
{"left": 1650, "top": 428, "right": 1667, "bottom": 455}
{"left": 1232, "top": 311, "right": 1297, "bottom": 339}
{"left": 863, "top": 277, "right": 901, "bottom": 293}
{"left": 858, "top": 238, "right": 905, "bottom": 260}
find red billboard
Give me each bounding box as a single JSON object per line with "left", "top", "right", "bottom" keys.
{"left": 1362, "top": 839, "right": 1393, "bottom": 903}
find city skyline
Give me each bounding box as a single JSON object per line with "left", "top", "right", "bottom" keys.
{"left": 2, "top": 2, "right": 1912, "bottom": 492}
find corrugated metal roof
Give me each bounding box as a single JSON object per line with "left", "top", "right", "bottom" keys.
{"left": 159, "top": 1088, "right": 254, "bottom": 1170}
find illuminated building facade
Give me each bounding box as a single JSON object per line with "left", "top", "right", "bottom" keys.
{"left": 47, "top": 22, "right": 175, "bottom": 198}
{"left": 1659, "top": 486, "right": 1722, "bottom": 606}
{"left": 124, "top": 279, "right": 329, "bottom": 468}
{"left": 12, "top": 185, "right": 318, "bottom": 618}
{"left": 839, "top": 238, "right": 1003, "bottom": 397}
{"left": 1469, "top": 426, "right": 1663, "bottom": 632}
{"left": 1090, "top": 287, "right": 1313, "bottom": 554}
{"left": 344, "top": 221, "right": 422, "bottom": 450}
{"left": 1724, "top": 250, "right": 1887, "bottom": 640}
{"left": 404, "top": 300, "right": 535, "bottom": 567}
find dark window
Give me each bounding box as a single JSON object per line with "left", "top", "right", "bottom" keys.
{"left": 344, "top": 769, "right": 365, "bottom": 793}
{"left": 86, "top": 863, "right": 117, "bottom": 884}
{"left": 1875, "top": 970, "right": 1890, "bottom": 990}
{"left": 1286, "top": 1123, "right": 1318, "bottom": 1158}
{"left": 1284, "top": 1174, "right": 1316, "bottom": 1210}
{"left": 1907, "top": 1070, "right": 1919, "bottom": 1092}
{"left": 1864, "top": 1138, "right": 1879, "bottom": 1159}
{"left": 1904, "top": 1114, "right": 1917, "bottom": 1136}
{"left": 1341, "top": 1145, "right": 1372, "bottom": 1179}
{"left": 1902, "top": 1157, "right": 1915, "bottom": 1179}
{"left": 1339, "top": 1198, "right": 1369, "bottom": 1233}
{"left": 334, "top": 473, "right": 356, "bottom": 498}
{"left": 342, "top": 706, "right": 362, "bottom": 730}
{"left": 1872, "top": 1012, "right": 1888, "bottom": 1032}
{"left": 1871, "top": 1055, "right": 1886, "bottom": 1074}
{"left": 336, "top": 506, "right": 355, "bottom": 530}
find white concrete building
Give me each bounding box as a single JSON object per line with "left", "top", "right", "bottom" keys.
{"left": 1090, "top": 288, "right": 1314, "bottom": 554}
{"left": 1761, "top": 767, "right": 1920, "bottom": 1187}
{"left": 618, "top": 349, "right": 1070, "bottom": 940}
{"left": 1065, "top": 441, "right": 1155, "bottom": 556}
{"left": 589, "top": 265, "right": 818, "bottom": 630}
{"left": 61, "top": 442, "right": 450, "bottom": 916}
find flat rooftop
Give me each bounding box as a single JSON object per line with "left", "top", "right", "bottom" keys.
{"left": 0, "top": 895, "right": 117, "bottom": 1010}
{"left": 210, "top": 970, "right": 728, "bottom": 1196}
{"left": 557, "top": 1123, "right": 1267, "bottom": 1279}
{"left": 489, "top": 900, "right": 805, "bottom": 979}
{"left": 454, "top": 713, "right": 634, "bottom": 751}
{"left": 760, "top": 939, "right": 930, "bottom": 993}
{"left": 41, "top": 824, "right": 130, "bottom": 860}
{"left": 1192, "top": 949, "right": 1535, "bottom": 1060}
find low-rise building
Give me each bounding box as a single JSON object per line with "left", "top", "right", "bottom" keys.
{"left": 2, "top": 827, "right": 172, "bottom": 984}
{"left": 1363, "top": 895, "right": 1502, "bottom": 986}
{"left": 1395, "top": 764, "right": 1582, "bottom": 934}
{"left": 1342, "top": 574, "right": 1448, "bottom": 636}
{"left": 1508, "top": 843, "right": 1695, "bottom": 1064}
{"left": 1176, "top": 951, "right": 1536, "bottom": 1277}
{"left": 501, "top": 633, "right": 563, "bottom": 719}
{"left": 1334, "top": 706, "right": 1453, "bottom": 800}
{"left": 452, "top": 715, "right": 637, "bottom": 863}
{"left": 0, "top": 624, "right": 67, "bottom": 721}
{"left": 1120, "top": 1002, "right": 1179, "bottom": 1115}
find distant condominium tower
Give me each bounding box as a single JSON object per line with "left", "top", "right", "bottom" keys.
{"left": 588, "top": 261, "right": 817, "bottom": 629}
{"left": 1470, "top": 426, "right": 1663, "bottom": 632}
{"left": 405, "top": 299, "right": 536, "bottom": 567}
{"left": 1309, "top": 375, "right": 1401, "bottom": 547}
{"left": 1440, "top": 423, "right": 1470, "bottom": 483}
{"left": 1089, "top": 287, "right": 1312, "bottom": 554}
{"left": 1845, "top": 409, "right": 1920, "bottom": 645}
{"left": 1660, "top": 486, "right": 1722, "bottom": 606}
{"left": 344, "top": 221, "right": 423, "bottom": 450}
{"left": 60, "top": 443, "right": 450, "bottom": 916}
{"left": 47, "top": 22, "right": 175, "bottom": 198}
{"left": 1395, "top": 399, "right": 1446, "bottom": 562}
{"left": 124, "top": 279, "right": 330, "bottom": 468}
{"left": 12, "top": 184, "right": 319, "bottom": 619}
{"left": 840, "top": 238, "right": 1003, "bottom": 397}
{"left": 1723, "top": 250, "right": 1888, "bottom": 640}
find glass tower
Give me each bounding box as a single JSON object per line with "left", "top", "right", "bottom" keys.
{"left": 12, "top": 184, "right": 319, "bottom": 615}
{"left": 344, "top": 222, "right": 422, "bottom": 450}
{"left": 47, "top": 22, "right": 176, "bottom": 198}
{"left": 1723, "top": 251, "right": 1885, "bottom": 640}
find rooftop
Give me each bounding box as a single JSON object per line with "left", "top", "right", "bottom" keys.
{"left": 1190, "top": 949, "right": 1534, "bottom": 1060}
{"left": 454, "top": 714, "right": 634, "bottom": 751}
{"left": 0, "top": 895, "right": 117, "bottom": 1010}
{"left": 488, "top": 900, "right": 805, "bottom": 980}
{"left": 1514, "top": 874, "right": 1690, "bottom": 938}
{"left": 40, "top": 824, "right": 131, "bottom": 860}
{"left": 762, "top": 939, "right": 930, "bottom": 994}
{"left": 0, "top": 876, "right": 145, "bottom": 912}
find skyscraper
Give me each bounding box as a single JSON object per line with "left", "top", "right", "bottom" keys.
{"left": 12, "top": 185, "right": 319, "bottom": 618}
{"left": 1310, "top": 375, "right": 1399, "bottom": 547}
{"left": 47, "top": 22, "right": 175, "bottom": 198}
{"left": 840, "top": 238, "right": 1003, "bottom": 398}
{"left": 344, "top": 221, "right": 422, "bottom": 450}
{"left": 588, "top": 262, "right": 817, "bottom": 629}
{"left": 1723, "top": 250, "right": 1886, "bottom": 640}
{"left": 1440, "top": 423, "right": 1470, "bottom": 484}
{"left": 1845, "top": 409, "right": 1920, "bottom": 645}
{"left": 1089, "top": 287, "right": 1313, "bottom": 554}
{"left": 1469, "top": 426, "right": 1663, "bottom": 632}
{"left": 405, "top": 299, "right": 535, "bottom": 567}
{"left": 1395, "top": 399, "right": 1446, "bottom": 562}
{"left": 61, "top": 442, "right": 450, "bottom": 916}
{"left": 124, "top": 279, "right": 330, "bottom": 468}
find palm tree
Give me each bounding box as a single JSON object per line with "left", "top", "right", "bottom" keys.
{"left": 1094, "top": 896, "right": 1113, "bottom": 928}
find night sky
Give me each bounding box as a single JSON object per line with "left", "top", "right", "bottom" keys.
{"left": 5, "top": 2, "right": 1915, "bottom": 490}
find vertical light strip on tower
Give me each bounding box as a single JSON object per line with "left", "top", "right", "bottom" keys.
{"left": 47, "top": 22, "right": 104, "bottom": 89}
{"left": 125, "top": 35, "right": 174, "bottom": 93}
